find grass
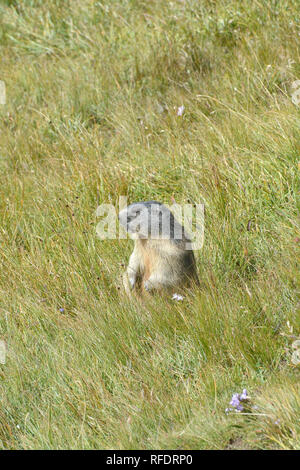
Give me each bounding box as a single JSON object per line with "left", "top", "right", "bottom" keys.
{"left": 0, "top": 0, "right": 299, "bottom": 450}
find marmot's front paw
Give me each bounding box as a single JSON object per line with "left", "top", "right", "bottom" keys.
{"left": 128, "top": 275, "right": 136, "bottom": 290}
{"left": 143, "top": 280, "right": 153, "bottom": 292}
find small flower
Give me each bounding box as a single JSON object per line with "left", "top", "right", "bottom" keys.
{"left": 235, "top": 403, "right": 244, "bottom": 412}
{"left": 59, "top": 308, "right": 64, "bottom": 313}
{"left": 228, "top": 389, "right": 250, "bottom": 413}
{"left": 177, "top": 105, "right": 185, "bottom": 116}
{"left": 230, "top": 393, "right": 241, "bottom": 408}
{"left": 172, "top": 293, "right": 184, "bottom": 301}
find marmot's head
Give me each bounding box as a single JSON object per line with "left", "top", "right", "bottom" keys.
{"left": 118, "top": 201, "right": 186, "bottom": 241}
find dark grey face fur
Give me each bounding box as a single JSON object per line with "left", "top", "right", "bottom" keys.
{"left": 118, "top": 201, "right": 188, "bottom": 241}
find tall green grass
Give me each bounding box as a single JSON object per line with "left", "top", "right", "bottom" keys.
{"left": 0, "top": 0, "right": 299, "bottom": 449}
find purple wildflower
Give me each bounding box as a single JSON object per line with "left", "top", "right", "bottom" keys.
{"left": 227, "top": 389, "right": 250, "bottom": 414}
{"left": 59, "top": 308, "right": 64, "bottom": 313}
{"left": 235, "top": 403, "right": 244, "bottom": 412}
{"left": 172, "top": 293, "right": 184, "bottom": 301}
{"left": 177, "top": 105, "right": 185, "bottom": 116}
{"left": 230, "top": 393, "right": 241, "bottom": 408}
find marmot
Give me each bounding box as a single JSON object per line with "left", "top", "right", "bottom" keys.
{"left": 118, "top": 201, "right": 199, "bottom": 295}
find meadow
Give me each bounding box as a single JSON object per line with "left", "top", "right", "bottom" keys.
{"left": 0, "top": 0, "right": 299, "bottom": 449}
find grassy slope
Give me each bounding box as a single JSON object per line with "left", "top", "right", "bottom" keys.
{"left": 0, "top": 0, "right": 299, "bottom": 449}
